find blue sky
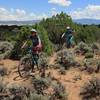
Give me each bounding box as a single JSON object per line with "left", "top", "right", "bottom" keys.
{"left": 0, "top": 0, "right": 100, "bottom": 20}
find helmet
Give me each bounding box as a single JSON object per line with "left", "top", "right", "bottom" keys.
{"left": 30, "top": 29, "right": 37, "bottom": 33}
{"left": 66, "top": 26, "right": 70, "bottom": 29}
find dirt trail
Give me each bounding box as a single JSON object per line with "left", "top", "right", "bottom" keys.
{"left": 0, "top": 53, "right": 100, "bottom": 100}
{"left": 47, "top": 68, "right": 100, "bottom": 100}
{"left": 0, "top": 59, "right": 32, "bottom": 88}
{"left": 48, "top": 52, "right": 57, "bottom": 65}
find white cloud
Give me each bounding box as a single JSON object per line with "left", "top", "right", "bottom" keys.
{"left": 70, "top": 5, "right": 100, "bottom": 19}
{"left": 48, "top": 0, "right": 71, "bottom": 7}
{"left": 51, "top": 8, "right": 58, "bottom": 15}
{"left": 16, "top": 9, "right": 26, "bottom": 16}
{"left": 0, "top": 7, "right": 48, "bottom": 21}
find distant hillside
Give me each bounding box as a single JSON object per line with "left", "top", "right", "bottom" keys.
{"left": 0, "top": 19, "right": 100, "bottom": 25}
{"left": 0, "top": 20, "right": 40, "bottom": 26}
{"left": 73, "top": 19, "right": 100, "bottom": 25}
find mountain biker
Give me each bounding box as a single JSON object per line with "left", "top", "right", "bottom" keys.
{"left": 21, "top": 29, "right": 42, "bottom": 72}
{"left": 62, "top": 26, "right": 75, "bottom": 48}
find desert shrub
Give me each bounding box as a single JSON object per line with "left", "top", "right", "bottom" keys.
{"left": 95, "top": 61, "right": 100, "bottom": 73}
{"left": 83, "top": 59, "right": 95, "bottom": 74}
{"left": 38, "top": 52, "right": 49, "bottom": 68}
{"left": 83, "top": 59, "right": 100, "bottom": 74}
{"left": 59, "top": 67, "right": 66, "bottom": 75}
{"left": 50, "top": 82, "right": 68, "bottom": 100}
{"left": 0, "top": 78, "right": 6, "bottom": 93}
{"left": 91, "top": 42, "right": 100, "bottom": 55}
{"left": 0, "top": 77, "right": 8, "bottom": 99}
{"left": 53, "top": 44, "right": 61, "bottom": 52}
{"left": 75, "top": 42, "right": 93, "bottom": 55}
{"left": 80, "top": 77, "right": 100, "bottom": 100}
{"left": 29, "top": 92, "right": 49, "bottom": 100}
{"left": 38, "top": 53, "right": 49, "bottom": 77}
{"left": 56, "top": 50, "right": 77, "bottom": 69}
{"left": 85, "top": 52, "right": 94, "bottom": 58}
{"left": 0, "top": 65, "right": 7, "bottom": 76}
{"left": 0, "top": 41, "right": 14, "bottom": 59}
{"left": 53, "top": 43, "right": 66, "bottom": 52}
{"left": 32, "top": 77, "right": 50, "bottom": 95}
{"left": 92, "top": 42, "right": 100, "bottom": 50}
{"left": 73, "top": 74, "right": 82, "bottom": 81}
{"left": 7, "top": 84, "right": 28, "bottom": 100}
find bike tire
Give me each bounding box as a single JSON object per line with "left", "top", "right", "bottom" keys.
{"left": 18, "top": 56, "right": 32, "bottom": 78}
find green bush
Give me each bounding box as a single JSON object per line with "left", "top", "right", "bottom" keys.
{"left": 10, "top": 25, "right": 31, "bottom": 59}
{"left": 40, "top": 12, "right": 73, "bottom": 44}
{"left": 36, "top": 24, "right": 53, "bottom": 55}
{"left": 10, "top": 24, "right": 53, "bottom": 59}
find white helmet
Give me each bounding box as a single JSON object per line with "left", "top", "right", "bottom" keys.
{"left": 30, "top": 29, "right": 37, "bottom": 33}
{"left": 66, "top": 26, "right": 70, "bottom": 29}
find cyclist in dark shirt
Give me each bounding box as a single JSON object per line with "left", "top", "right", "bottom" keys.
{"left": 21, "top": 29, "right": 42, "bottom": 72}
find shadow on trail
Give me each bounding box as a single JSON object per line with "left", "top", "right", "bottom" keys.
{"left": 13, "top": 75, "right": 29, "bottom": 81}
{"left": 13, "top": 72, "right": 35, "bottom": 81}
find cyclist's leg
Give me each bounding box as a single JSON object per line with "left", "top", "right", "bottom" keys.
{"left": 32, "top": 53, "right": 39, "bottom": 70}
{"left": 66, "top": 36, "right": 70, "bottom": 48}
{"left": 70, "top": 35, "right": 75, "bottom": 47}
{"left": 31, "top": 54, "right": 36, "bottom": 72}
{"left": 68, "top": 34, "right": 73, "bottom": 48}
{"left": 35, "top": 53, "right": 39, "bottom": 69}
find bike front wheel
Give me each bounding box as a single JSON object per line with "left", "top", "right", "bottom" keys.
{"left": 18, "top": 55, "right": 32, "bottom": 78}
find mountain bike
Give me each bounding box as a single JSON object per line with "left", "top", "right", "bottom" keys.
{"left": 18, "top": 47, "right": 39, "bottom": 78}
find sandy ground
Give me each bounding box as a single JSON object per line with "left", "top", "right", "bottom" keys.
{"left": 0, "top": 53, "right": 100, "bottom": 100}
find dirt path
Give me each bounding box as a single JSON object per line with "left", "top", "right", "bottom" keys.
{"left": 48, "top": 52, "right": 57, "bottom": 65}
{"left": 47, "top": 68, "right": 100, "bottom": 100}
{"left": 0, "top": 59, "right": 32, "bottom": 88}
{"left": 0, "top": 57, "right": 100, "bottom": 100}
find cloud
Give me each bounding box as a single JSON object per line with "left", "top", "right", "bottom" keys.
{"left": 0, "top": 7, "right": 48, "bottom": 21}
{"left": 51, "top": 8, "right": 58, "bottom": 15}
{"left": 70, "top": 5, "right": 100, "bottom": 19}
{"left": 48, "top": 0, "right": 71, "bottom": 7}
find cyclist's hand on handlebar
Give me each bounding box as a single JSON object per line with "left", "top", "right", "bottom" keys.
{"left": 21, "top": 46, "right": 24, "bottom": 49}
{"left": 61, "top": 33, "right": 65, "bottom": 38}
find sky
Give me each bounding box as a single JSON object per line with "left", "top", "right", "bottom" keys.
{"left": 0, "top": 0, "right": 100, "bottom": 20}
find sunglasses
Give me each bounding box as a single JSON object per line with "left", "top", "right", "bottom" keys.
{"left": 31, "top": 32, "right": 36, "bottom": 34}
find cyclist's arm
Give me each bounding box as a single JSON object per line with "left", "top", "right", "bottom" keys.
{"left": 61, "top": 33, "right": 65, "bottom": 38}
{"left": 21, "top": 35, "right": 31, "bottom": 49}
{"left": 21, "top": 41, "right": 28, "bottom": 49}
